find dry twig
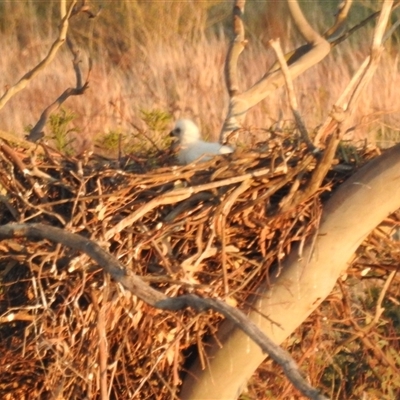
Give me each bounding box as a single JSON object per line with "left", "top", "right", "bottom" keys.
{"left": 0, "top": 222, "right": 327, "bottom": 400}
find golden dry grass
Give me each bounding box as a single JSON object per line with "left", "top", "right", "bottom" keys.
{"left": 0, "top": 1, "right": 399, "bottom": 152}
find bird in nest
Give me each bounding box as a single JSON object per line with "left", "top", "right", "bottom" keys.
{"left": 170, "top": 119, "right": 234, "bottom": 165}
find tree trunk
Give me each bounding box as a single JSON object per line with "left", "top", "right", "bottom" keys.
{"left": 180, "top": 143, "right": 400, "bottom": 400}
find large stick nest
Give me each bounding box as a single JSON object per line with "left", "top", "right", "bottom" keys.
{"left": 0, "top": 135, "right": 377, "bottom": 399}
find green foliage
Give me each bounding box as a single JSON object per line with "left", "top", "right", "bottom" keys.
{"left": 96, "top": 130, "right": 125, "bottom": 152}
{"left": 93, "top": 109, "right": 172, "bottom": 159}
{"left": 23, "top": 124, "right": 33, "bottom": 134}
{"left": 337, "top": 142, "right": 363, "bottom": 165}
{"left": 48, "top": 108, "right": 78, "bottom": 156}
{"left": 140, "top": 109, "right": 172, "bottom": 135}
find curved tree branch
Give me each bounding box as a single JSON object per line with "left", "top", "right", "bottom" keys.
{"left": 180, "top": 141, "right": 400, "bottom": 400}
{"left": 220, "top": 0, "right": 331, "bottom": 142}
{"left": 0, "top": 0, "right": 77, "bottom": 110}
{"left": 324, "top": 0, "right": 353, "bottom": 42}
{"left": 287, "top": 0, "right": 325, "bottom": 45}
{"left": 0, "top": 222, "right": 327, "bottom": 400}
{"left": 313, "top": 0, "right": 395, "bottom": 147}
{"left": 27, "top": 37, "right": 91, "bottom": 142}
{"left": 225, "top": 0, "right": 247, "bottom": 97}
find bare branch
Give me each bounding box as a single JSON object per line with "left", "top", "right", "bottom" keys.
{"left": 287, "top": 0, "right": 325, "bottom": 45}
{"left": 269, "top": 38, "right": 316, "bottom": 152}
{"left": 314, "top": 0, "right": 396, "bottom": 146}
{"left": 324, "top": 0, "right": 353, "bottom": 42}
{"left": 60, "top": 0, "right": 67, "bottom": 18}
{"left": 0, "top": 222, "right": 328, "bottom": 400}
{"left": 331, "top": 1, "right": 400, "bottom": 47}
{"left": 105, "top": 164, "right": 281, "bottom": 240}
{"left": 346, "top": 0, "right": 394, "bottom": 111}
{"left": 220, "top": 0, "right": 331, "bottom": 142}
{"left": 225, "top": 0, "right": 247, "bottom": 97}
{"left": 268, "top": 0, "right": 353, "bottom": 74}
{"left": 27, "top": 37, "right": 91, "bottom": 142}
{"left": 0, "top": 223, "right": 167, "bottom": 305}
{"left": 294, "top": 0, "right": 396, "bottom": 207}
{"left": 0, "top": 0, "right": 77, "bottom": 110}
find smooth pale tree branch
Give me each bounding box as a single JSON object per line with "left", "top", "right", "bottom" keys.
{"left": 331, "top": 1, "right": 400, "bottom": 47}
{"left": 287, "top": 0, "right": 325, "bottom": 45}
{"left": 265, "top": 0, "right": 353, "bottom": 78}
{"left": 269, "top": 38, "right": 315, "bottom": 152}
{"left": 220, "top": 0, "right": 331, "bottom": 142}
{"left": 225, "top": 0, "right": 246, "bottom": 97}
{"left": 346, "top": 0, "right": 394, "bottom": 113}
{"left": 324, "top": 0, "right": 353, "bottom": 42}
{"left": 281, "top": 0, "right": 395, "bottom": 210}
{"left": 314, "top": 0, "right": 395, "bottom": 146}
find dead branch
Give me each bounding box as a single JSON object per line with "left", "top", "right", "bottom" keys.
{"left": 346, "top": 1, "right": 395, "bottom": 114}
{"left": 224, "top": 0, "right": 247, "bottom": 97}
{"left": 0, "top": 223, "right": 168, "bottom": 305}
{"left": 323, "top": 0, "right": 353, "bottom": 42}
{"left": 27, "top": 37, "right": 91, "bottom": 142}
{"left": 284, "top": 0, "right": 396, "bottom": 209}
{"left": 0, "top": 141, "right": 46, "bottom": 200}
{"left": 314, "top": 1, "right": 398, "bottom": 146}
{"left": 91, "top": 285, "right": 111, "bottom": 400}
{"left": 267, "top": 0, "right": 353, "bottom": 74}
{"left": 220, "top": 0, "right": 331, "bottom": 142}
{"left": 0, "top": 222, "right": 327, "bottom": 400}
{"left": 0, "top": 0, "right": 77, "bottom": 110}
{"left": 330, "top": 1, "right": 400, "bottom": 47}
{"left": 269, "top": 38, "right": 315, "bottom": 152}
{"left": 105, "top": 163, "right": 283, "bottom": 240}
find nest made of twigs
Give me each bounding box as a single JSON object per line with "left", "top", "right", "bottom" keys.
{"left": 0, "top": 134, "right": 378, "bottom": 399}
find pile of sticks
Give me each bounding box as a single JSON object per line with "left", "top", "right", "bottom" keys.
{"left": 0, "top": 136, "right": 369, "bottom": 398}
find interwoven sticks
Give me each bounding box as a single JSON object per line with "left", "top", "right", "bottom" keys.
{"left": 0, "top": 137, "right": 360, "bottom": 398}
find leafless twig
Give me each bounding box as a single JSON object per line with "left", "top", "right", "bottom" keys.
{"left": 269, "top": 38, "right": 316, "bottom": 153}
{"left": 286, "top": 0, "right": 396, "bottom": 209}
{"left": 0, "top": 0, "right": 77, "bottom": 110}
{"left": 0, "top": 222, "right": 328, "bottom": 400}
{"left": 220, "top": 0, "right": 331, "bottom": 142}
{"left": 27, "top": 36, "right": 92, "bottom": 142}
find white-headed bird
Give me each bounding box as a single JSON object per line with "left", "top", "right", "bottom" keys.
{"left": 170, "top": 119, "right": 233, "bottom": 165}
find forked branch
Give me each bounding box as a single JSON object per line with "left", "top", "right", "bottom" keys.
{"left": 291, "top": 0, "right": 396, "bottom": 208}
{"left": 0, "top": 0, "right": 77, "bottom": 110}
{"left": 27, "top": 37, "right": 92, "bottom": 142}
{"left": 220, "top": 0, "right": 332, "bottom": 142}
{"left": 0, "top": 0, "right": 99, "bottom": 114}
{"left": 266, "top": 0, "right": 353, "bottom": 76}
{"left": 313, "top": 0, "right": 396, "bottom": 148}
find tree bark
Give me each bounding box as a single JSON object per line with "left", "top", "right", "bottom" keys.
{"left": 180, "top": 142, "right": 400, "bottom": 400}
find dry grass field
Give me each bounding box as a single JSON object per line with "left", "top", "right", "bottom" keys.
{"left": 1, "top": 0, "right": 399, "bottom": 152}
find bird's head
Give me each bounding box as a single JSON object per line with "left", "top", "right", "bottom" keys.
{"left": 170, "top": 119, "right": 201, "bottom": 145}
